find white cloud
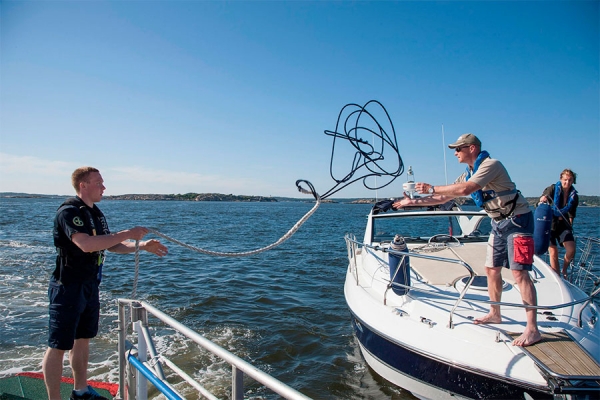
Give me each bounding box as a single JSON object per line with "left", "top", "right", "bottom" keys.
{"left": 0, "top": 152, "right": 74, "bottom": 175}
{"left": 0, "top": 153, "right": 299, "bottom": 196}
{"left": 0, "top": 153, "right": 76, "bottom": 194}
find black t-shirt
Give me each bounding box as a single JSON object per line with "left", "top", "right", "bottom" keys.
{"left": 53, "top": 196, "right": 110, "bottom": 284}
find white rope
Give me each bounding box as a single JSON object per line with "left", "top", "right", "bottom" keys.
{"left": 150, "top": 198, "right": 320, "bottom": 257}
{"left": 133, "top": 240, "right": 140, "bottom": 299}
{"left": 130, "top": 197, "right": 321, "bottom": 296}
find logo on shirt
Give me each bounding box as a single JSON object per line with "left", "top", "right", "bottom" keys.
{"left": 73, "top": 216, "right": 84, "bottom": 227}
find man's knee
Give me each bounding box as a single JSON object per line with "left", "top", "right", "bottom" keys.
{"left": 511, "top": 269, "right": 532, "bottom": 284}
{"left": 485, "top": 266, "right": 503, "bottom": 280}
{"left": 485, "top": 266, "right": 497, "bottom": 273}
{"left": 42, "top": 347, "right": 66, "bottom": 368}
{"left": 44, "top": 347, "right": 65, "bottom": 357}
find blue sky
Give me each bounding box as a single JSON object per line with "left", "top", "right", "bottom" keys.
{"left": 1, "top": 1, "right": 598, "bottom": 199}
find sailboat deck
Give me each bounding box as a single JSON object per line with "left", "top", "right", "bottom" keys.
{"left": 408, "top": 244, "right": 516, "bottom": 286}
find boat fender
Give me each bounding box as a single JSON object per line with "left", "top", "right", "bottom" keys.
{"left": 388, "top": 235, "right": 410, "bottom": 295}
{"left": 533, "top": 202, "right": 553, "bottom": 255}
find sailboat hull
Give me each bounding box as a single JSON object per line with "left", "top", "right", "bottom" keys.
{"left": 351, "top": 315, "right": 552, "bottom": 400}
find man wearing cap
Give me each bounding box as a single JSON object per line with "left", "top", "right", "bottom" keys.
{"left": 393, "top": 133, "right": 541, "bottom": 347}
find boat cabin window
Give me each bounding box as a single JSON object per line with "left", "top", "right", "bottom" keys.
{"left": 372, "top": 213, "right": 492, "bottom": 243}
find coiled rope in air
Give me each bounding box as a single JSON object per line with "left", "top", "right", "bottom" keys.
{"left": 321, "top": 99, "right": 404, "bottom": 199}
{"left": 131, "top": 100, "right": 404, "bottom": 296}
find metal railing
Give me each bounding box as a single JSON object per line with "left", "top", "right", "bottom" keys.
{"left": 345, "top": 235, "right": 475, "bottom": 328}
{"left": 117, "top": 299, "right": 312, "bottom": 400}
{"left": 570, "top": 236, "right": 600, "bottom": 295}
{"left": 344, "top": 235, "right": 600, "bottom": 329}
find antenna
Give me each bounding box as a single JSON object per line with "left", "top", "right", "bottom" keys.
{"left": 442, "top": 124, "right": 448, "bottom": 185}
{"left": 373, "top": 130, "right": 378, "bottom": 201}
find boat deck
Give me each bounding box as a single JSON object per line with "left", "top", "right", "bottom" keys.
{"left": 408, "top": 243, "right": 516, "bottom": 285}
{"left": 509, "top": 331, "right": 600, "bottom": 379}
{"left": 0, "top": 373, "right": 116, "bottom": 400}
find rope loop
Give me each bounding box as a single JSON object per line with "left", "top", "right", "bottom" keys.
{"left": 296, "top": 179, "right": 320, "bottom": 201}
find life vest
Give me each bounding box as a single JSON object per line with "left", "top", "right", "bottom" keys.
{"left": 53, "top": 197, "right": 107, "bottom": 285}
{"left": 552, "top": 181, "right": 577, "bottom": 217}
{"left": 465, "top": 151, "right": 519, "bottom": 218}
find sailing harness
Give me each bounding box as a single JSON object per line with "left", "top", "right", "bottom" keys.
{"left": 466, "top": 151, "right": 520, "bottom": 221}
{"left": 55, "top": 198, "right": 106, "bottom": 284}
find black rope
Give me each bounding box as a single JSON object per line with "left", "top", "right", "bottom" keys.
{"left": 296, "top": 179, "right": 320, "bottom": 200}
{"left": 319, "top": 100, "right": 404, "bottom": 199}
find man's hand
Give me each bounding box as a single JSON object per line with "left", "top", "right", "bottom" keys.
{"left": 392, "top": 193, "right": 412, "bottom": 209}
{"left": 142, "top": 239, "right": 168, "bottom": 257}
{"left": 415, "top": 182, "right": 434, "bottom": 194}
{"left": 128, "top": 226, "right": 150, "bottom": 241}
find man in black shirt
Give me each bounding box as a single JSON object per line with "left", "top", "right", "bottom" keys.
{"left": 42, "top": 166, "right": 168, "bottom": 400}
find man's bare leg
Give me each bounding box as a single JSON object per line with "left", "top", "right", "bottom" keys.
{"left": 42, "top": 347, "right": 66, "bottom": 400}
{"left": 511, "top": 270, "right": 542, "bottom": 346}
{"left": 474, "top": 266, "right": 503, "bottom": 324}
{"left": 70, "top": 338, "right": 90, "bottom": 392}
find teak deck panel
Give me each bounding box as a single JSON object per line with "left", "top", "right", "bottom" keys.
{"left": 509, "top": 331, "right": 600, "bottom": 378}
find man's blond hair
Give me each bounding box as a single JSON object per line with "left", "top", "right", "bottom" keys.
{"left": 71, "top": 166, "right": 99, "bottom": 193}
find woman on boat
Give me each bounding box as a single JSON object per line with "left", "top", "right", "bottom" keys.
{"left": 538, "top": 169, "right": 579, "bottom": 278}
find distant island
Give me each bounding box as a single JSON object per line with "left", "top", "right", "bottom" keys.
{"left": 0, "top": 192, "right": 279, "bottom": 202}
{"left": 1, "top": 192, "right": 599, "bottom": 206}
{"left": 107, "top": 193, "right": 279, "bottom": 202}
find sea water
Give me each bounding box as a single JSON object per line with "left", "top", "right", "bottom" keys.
{"left": 0, "top": 198, "right": 598, "bottom": 399}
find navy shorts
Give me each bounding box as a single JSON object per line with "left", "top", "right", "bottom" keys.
{"left": 47, "top": 277, "right": 100, "bottom": 350}
{"left": 485, "top": 212, "right": 534, "bottom": 271}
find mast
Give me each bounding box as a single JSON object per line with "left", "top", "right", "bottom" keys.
{"left": 442, "top": 124, "right": 448, "bottom": 185}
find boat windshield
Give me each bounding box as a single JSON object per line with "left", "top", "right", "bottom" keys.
{"left": 372, "top": 212, "right": 492, "bottom": 244}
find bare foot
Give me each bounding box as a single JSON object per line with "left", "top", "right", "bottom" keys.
{"left": 512, "top": 330, "right": 542, "bottom": 347}
{"left": 473, "top": 313, "right": 502, "bottom": 325}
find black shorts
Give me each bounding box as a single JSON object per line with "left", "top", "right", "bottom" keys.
{"left": 549, "top": 228, "right": 574, "bottom": 247}
{"left": 47, "top": 277, "right": 100, "bottom": 350}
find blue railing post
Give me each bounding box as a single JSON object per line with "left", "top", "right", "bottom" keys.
{"left": 128, "top": 355, "right": 182, "bottom": 400}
